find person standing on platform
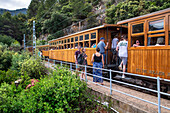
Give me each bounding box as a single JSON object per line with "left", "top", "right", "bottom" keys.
{"left": 74, "top": 46, "right": 81, "bottom": 75}
{"left": 116, "top": 35, "right": 128, "bottom": 78}
{"left": 91, "top": 47, "right": 104, "bottom": 85}
{"left": 97, "top": 37, "right": 108, "bottom": 66}
{"left": 111, "top": 35, "right": 119, "bottom": 64}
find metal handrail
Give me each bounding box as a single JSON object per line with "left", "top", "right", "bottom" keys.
{"left": 45, "top": 58, "right": 170, "bottom": 112}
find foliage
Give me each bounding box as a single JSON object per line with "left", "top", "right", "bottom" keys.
{"left": 10, "top": 40, "right": 21, "bottom": 52}
{"left": 0, "top": 66, "right": 105, "bottom": 112}
{"left": 105, "top": 0, "right": 170, "bottom": 24}
{"left": 0, "top": 69, "right": 20, "bottom": 85}
{"left": 43, "top": 12, "right": 71, "bottom": 34}
{"left": 0, "top": 50, "right": 13, "bottom": 71}
{"left": 36, "top": 39, "right": 48, "bottom": 45}
{"left": 0, "top": 12, "right": 27, "bottom": 43}
{"left": 20, "top": 56, "right": 47, "bottom": 79}
{"left": 0, "top": 35, "right": 15, "bottom": 46}
{"left": 0, "top": 42, "right": 8, "bottom": 51}
{"left": 10, "top": 51, "right": 31, "bottom": 71}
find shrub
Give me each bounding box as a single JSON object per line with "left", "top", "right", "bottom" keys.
{"left": 10, "top": 51, "right": 31, "bottom": 71}
{"left": 0, "top": 50, "right": 13, "bottom": 71}
{"left": 0, "top": 42, "right": 8, "bottom": 51}
{"left": 0, "top": 69, "right": 20, "bottom": 85}
{"left": 0, "top": 35, "right": 15, "bottom": 46}
{"left": 10, "top": 40, "right": 21, "bottom": 52}
{"left": 20, "top": 57, "right": 47, "bottom": 79}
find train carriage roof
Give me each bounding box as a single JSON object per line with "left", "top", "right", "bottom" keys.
{"left": 48, "top": 24, "right": 127, "bottom": 43}
{"left": 117, "top": 8, "right": 170, "bottom": 25}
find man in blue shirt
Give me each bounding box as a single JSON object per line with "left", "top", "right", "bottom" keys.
{"left": 97, "top": 37, "right": 108, "bottom": 64}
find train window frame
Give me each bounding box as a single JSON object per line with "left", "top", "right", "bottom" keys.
{"left": 131, "top": 23, "right": 144, "bottom": 34}
{"left": 131, "top": 35, "right": 145, "bottom": 47}
{"left": 71, "top": 37, "right": 74, "bottom": 42}
{"left": 67, "top": 38, "right": 70, "bottom": 43}
{"left": 75, "top": 36, "right": 78, "bottom": 42}
{"left": 148, "top": 18, "right": 164, "bottom": 32}
{"left": 91, "top": 32, "right": 96, "bottom": 39}
{"left": 147, "top": 17, "right": 166, "bottom": 46}
{"left": 79, "top": 35, "right": 83, "bottom": 42}
{"left": 85, "top": 34, "right": 89, "bottom": 41}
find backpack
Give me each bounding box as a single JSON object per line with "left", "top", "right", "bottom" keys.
{"left": 77, "top": 53, "right": 84, "bottom": 64}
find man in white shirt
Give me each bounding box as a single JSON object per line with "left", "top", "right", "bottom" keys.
{"left": 116, "top": 35, "right": 128, "bottom": 78}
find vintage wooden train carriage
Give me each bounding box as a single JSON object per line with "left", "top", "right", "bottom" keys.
{"left": 47, "top": 24, "right": 127, "bottom": 66}
{"left": 117, "top": 8, "right": 170, "bottom": 79}
{"left": 37, "top": 45, "right": 49, "bottom": 57}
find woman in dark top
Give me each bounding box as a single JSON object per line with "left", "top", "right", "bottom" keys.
{"left": 91, "top": 47, "right": 104, "bottom": 85}
{"left": 80, "top": 47, "right": 87, "bottom": 80}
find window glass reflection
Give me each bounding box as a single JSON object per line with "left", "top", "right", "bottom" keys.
{"left": 85, "top": 34, "right": 89, "bottom": 40}
{"left": 71, "top": 38, "right": 74, "bottom": 42}
{"left": 147, "top": 36, "right": 165, "bottom": 46}
{"left": 91, "top": 33, "right": 96, "bottom": 39}
{"left": 75, "top": 37, "right": 78, "bottom": 41}
{"left": 149, "top": 19, "right": 164, "bottom": 31}
{"left": 132, "top": 23, "right": 143, "bottom": 34}
{"left": 79, "top": 35, "right": 83, "bottom": 41}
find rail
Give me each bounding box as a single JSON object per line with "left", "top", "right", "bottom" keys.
{"left": 45, "top": 58, "right": 170, "bottom": 113}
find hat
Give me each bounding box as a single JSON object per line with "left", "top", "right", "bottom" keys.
{"left": 100, "top": 37, "right": 105, "bottom": 40}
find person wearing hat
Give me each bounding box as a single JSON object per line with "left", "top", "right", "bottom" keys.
{"left": 97, "top": 37, "right": 108, "bottom": 64}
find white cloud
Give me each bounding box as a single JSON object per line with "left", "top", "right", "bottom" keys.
{"left": 0, "top": 0, "right": 32, "bottom": 10}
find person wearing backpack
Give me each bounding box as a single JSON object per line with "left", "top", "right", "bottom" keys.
{"left": 78, "top": 47, "right": 87, "bottom": 80}
{"left": 91, "top": 47, "right": 104, "bottom": 85}
{"left": 74, "top": 46, "right": 81, "bottom": 75}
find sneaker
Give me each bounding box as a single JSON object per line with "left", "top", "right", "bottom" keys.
{"left": 118, "top": 65, "right": 122, "bottom": 70}
{"left": 122, "top": 75, "right": 125, "bottom": 78}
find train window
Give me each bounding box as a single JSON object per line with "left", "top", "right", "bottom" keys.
{"left": 79, "top": 35, "right": 83, "bottom": 41}
{"left": 132, "top": 23, "right": 143, "bottom": 34}
{"left": 84, "top": 41, "right": 89, "bottom": 48}
{"left": 61, "top": 40, "right": 63, "bottom": 44}
{"left": 68, "top": 38, "right": 70, "bottom": 43}
{"left": 149, "top": 19, "right": 164, "bottom": 31}
{"left": 71, "top": 44, "right": 73, "bottom": 49}
{"left": 64, "top": 45, "right": 66, "bottom": 49}
{"left": 68, "top": 44, "right": 70, "bottom": 49}
{"left": 64, "top": 39, "right": 66, "bottom": 43}
{"left": 75, "top": 43, "right": 78, "bottom": 48}
{"left": 85, "top": 34, "right": 89, "bottom": 40}
{"left": 91, "top": 32, "right": 96, "bottom": 39}
{"left": 79, "top": 42, "right": 83, "bottom": 47}
{"left": 131, "top": 35, "right": 144, "bottom": 46}
{"left": 75, "top": 37, "right": 78, "bottom": 41}
{"left": 90, "top": 40, "right": 96, "bottom": 48}
{"left": 147, "top": 36, "right": 165, "bottom": 46}
{"left": 71, "top": 38, "right": 74, "bottom": 42}
{"left": 57, "top": 42, "right": 58, "bottom": 44}
{"left": 59, "top": 41, "right": 61, "bottom": 44}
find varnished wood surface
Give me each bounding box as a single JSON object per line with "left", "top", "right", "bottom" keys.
{"left": 128, "top": 49, "right": 170, "bottom": 79}
{"left": 42, "top": 51, "right": 49, "bottom": 57}
{"left": 47, "top": 48, "right": 96, "bottom": 66}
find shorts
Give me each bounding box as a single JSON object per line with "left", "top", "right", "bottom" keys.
{"left": 120, "top": 57, "right": 127, "bottom": 65}
{"left": 111, "top": 48, "right": 117, "bottom": 55}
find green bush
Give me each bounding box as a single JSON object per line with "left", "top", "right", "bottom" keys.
{"left": 10, "top": 51, "right": 31, "bottom": 71}
{"left": 105, "top": 0, "right": 170, "bottom": 24}
{"left": 0, "top": 42, "right": 8, "bottom": 51}
{"left": 0, "top": 50, "right": 13, "bottom": 71}
{"left": 10, "top": 40, "right": 21, "bottom": 52}
{"left": 20, "top": 56, "right": 47, "bottom": 79}
{"left": 0, "top": 67, "right": 102, "bottom": 112}
{"left": 0, "top": 69, "right": 20, "bottom": 85}
{"left": 0, "top": 35, "right": 15, "bottom": 46}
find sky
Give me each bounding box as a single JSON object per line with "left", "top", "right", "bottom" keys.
{"left": 0, "top": 0, "right": 32, "bottom": 10}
